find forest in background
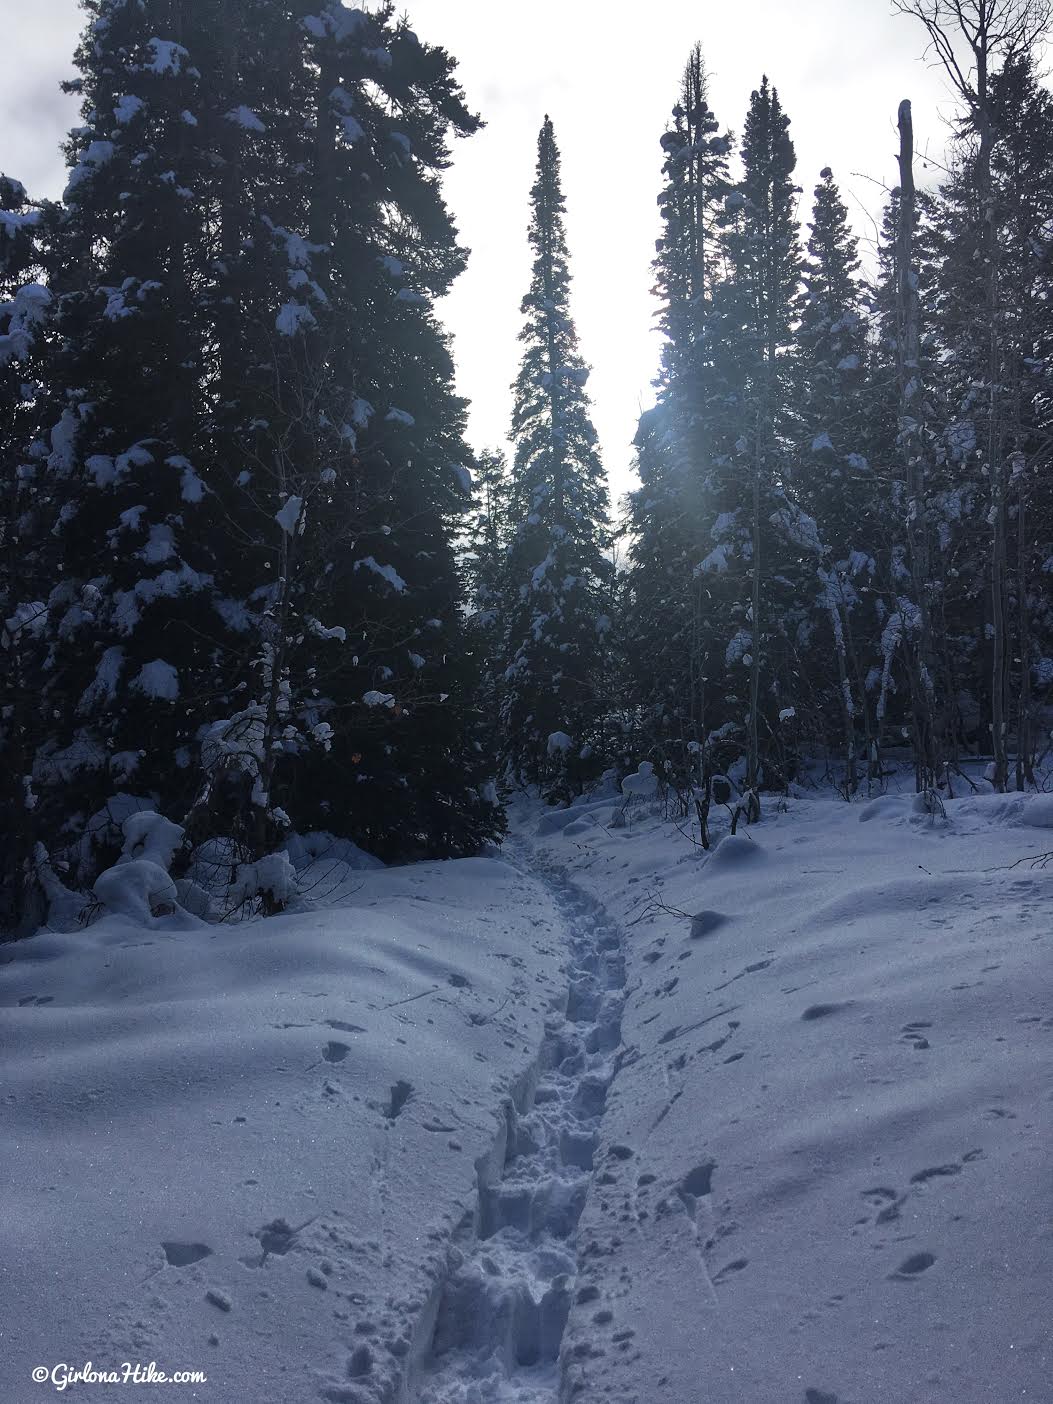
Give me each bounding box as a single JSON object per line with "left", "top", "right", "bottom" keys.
{"left": 1, "top": 0, "right": 1051, "bottom": 932}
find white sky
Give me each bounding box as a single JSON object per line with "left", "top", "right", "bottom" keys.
{"left": 3, "top": 1, "right": 958, "bottom": 505}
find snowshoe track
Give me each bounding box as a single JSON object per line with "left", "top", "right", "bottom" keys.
{"left": 414, "top": 860, "right": 627, "bottom": 1403}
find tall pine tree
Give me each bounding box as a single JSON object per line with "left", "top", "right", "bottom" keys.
{"left": 502, "top": 116, "right": 611, "bottom": 799}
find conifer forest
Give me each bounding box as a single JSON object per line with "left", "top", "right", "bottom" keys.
{"left": 2, "top": 0, "right": 1052, "bottom": 927}
{"left": 2, "top": 5, "right": 1052, "bottom": 1402}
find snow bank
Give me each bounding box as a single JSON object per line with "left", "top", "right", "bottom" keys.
{"left": 0, "top": 858, "right": 566, "bottom": 1403}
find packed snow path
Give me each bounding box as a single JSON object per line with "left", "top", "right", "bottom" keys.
{"left": 416, "top": 858, "right": 628, "bottom": 1403}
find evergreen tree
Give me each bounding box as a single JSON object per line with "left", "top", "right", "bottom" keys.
{"left": 502, "top": 116, "right": 611, "bottom": 798}
{"left": 928, "top": 51, "right": 1053, "bottom": 783}
{"left": 792, "top": 168, "right": 877, "bottom": 790}
{"left": 0, "top": 0, "right": 502, "bottom": 924}
{"left": 701, "top": 76, "right": 806, "bottom": 793}
{"left": 29, "top": 0, "right": 226, "bottom": 887}
{"left": 622, "top": 48, "right": 732, "bottom": 777}
{"left": 463, "top": 447, "right": 513, "bottom": 764}
{"left": 0, "top": 174, "right": 54, "bottom": 926}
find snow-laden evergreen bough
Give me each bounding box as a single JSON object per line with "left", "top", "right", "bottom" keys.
{"left": 0, "top": 0, "right": 501, "bottom": 929}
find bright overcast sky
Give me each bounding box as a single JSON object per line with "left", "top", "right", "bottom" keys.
{"left": 3, "top": 1, "right": 958, "bottom": 506}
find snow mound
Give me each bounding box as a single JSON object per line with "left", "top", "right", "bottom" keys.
{"left": 120, "top": 811, "right": 184, "bottom": 870}
{"left": 1021, "top": 793, "right": 1053, "bottom": 829}
{"left": 707, "top": 832, "right": 763, "bottom": 868}
{"left": 93, "top": 859, "right": 178, "bottom": 921}
{"left": 283, "top": 831, "right": 383, "bottom": 873}
{"left": 858, "top": 794, "right": 913, "bottom": 823}
{"left": 621, "top": 761, "right": 658, "bottom": 799}
{"left": 536, "top": 798, "right": 613, "bottom": 837}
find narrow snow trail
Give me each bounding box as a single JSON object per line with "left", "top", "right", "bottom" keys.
{"left": 414, "top": 857, "right": 627, "bottom": 1404}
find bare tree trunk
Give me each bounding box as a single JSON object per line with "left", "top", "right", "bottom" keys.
{"left": 832, "top": 601, "right": 858, "bottom": 796}
{"left": 1016, "top": 452, "right": 1035, "bottom": 786}
{"left": 747, "top": 409, "right": 762, "bottom": 796}
{"left": 896, "top": 99, "right": 938, "bottom": 790}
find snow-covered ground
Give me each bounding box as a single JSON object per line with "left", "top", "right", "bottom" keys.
{"left": 2, "top": 783, "right": 1051, "bottom": 1403}
{"left": 530, "top": 784, "right": 1053, "bottom": 1404}
{"left": 0, "top": 856, "right": 568, "bottom": 1403}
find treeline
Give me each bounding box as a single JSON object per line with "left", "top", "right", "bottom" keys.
{"left": 470, "top": 4, "right": 1053, "bottom": 806}
{"left": 2, "top": 0, "right": 1052, "bottom": 930}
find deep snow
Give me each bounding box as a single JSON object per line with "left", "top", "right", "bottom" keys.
{"left": 533, "top": 785, "right": 1053, "bottom": 1404}
{"left": 1, "top": 783, "right": 1051, "bottom": 1403}
{"left": 0, "top": 856, "right": 568, "bottom": 1402}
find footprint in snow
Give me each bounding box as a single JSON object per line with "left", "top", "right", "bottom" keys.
{"left": 253, "top": 1216, "right": 315, "bottom": 1263}
{"left": 689, "top": 910, "right": 727, "bottom": 940}
{"left": 161, "top": 1241, "right": 212, "bottom": 1268}
{"left": 801, "top": 1001, "right": 854, "bottom": 1021}
{"left": 889, "top": 1251, "right": 936, "bottom": 1280}
{"left": 679, "top": 1161, "right": 716, "bottom": 1199}
{"left": 386, "top": 1079, "right": 413, "bottom": 1120}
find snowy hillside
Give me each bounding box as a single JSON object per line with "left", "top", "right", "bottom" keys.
{"left": 2, "top": 787, "right": 1050, "bottom": 1402}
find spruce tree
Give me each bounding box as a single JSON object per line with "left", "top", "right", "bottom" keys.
{"left": 29, "top": 0, "right": 227, "bottom": 886}
{"left": 792, "top": 168, "right": 876, "bottom": 790}
{"left": 502, "top": 116, "right": 611, "bottom": 798}
{"left": 703, "top": 76, "right": 805, "bottom": 793}
{"left": 1, "top": 174, "right": 54, "bottom": 925}
{"left": 622, "top": 48, "right": 731, "bottom": 777}
{"left": 0, "top": 0, "right": 502, "bottom": 923}
{"left": 463, "top": 447, "right": 513, "bottom": 766}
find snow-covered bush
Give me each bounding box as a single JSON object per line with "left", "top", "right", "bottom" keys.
{"left": 227, "top": 852, "right": 297, "bottom": 916}
{"left": 93, "top": 859, "right": 178, "bottom": 922}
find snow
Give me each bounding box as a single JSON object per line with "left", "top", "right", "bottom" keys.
{"left": 144, "top": 38, "right": 190, "bottom": 75}
{"left": 351, "top": 397, "right": 374, "bottom": 428}
{"left": 0, "top": 282, "right": 51, "bottom": 366}
{"left": 275, "top": 494, "right": 304, "bottom": 535}
{"left": 64, "top": 139, "right": 116, "bottom": 197}
{"left": 523, "top": 789, "right": 1052, "bottom": 1404}
{"left": 385, "top": 406, "right": 416, "bottom": 426}
{"left": 0, "top": 208, "right": 40, "bottom": 238}
{"left": 228, "top": 852, "right": 296, "bottom": 910}
{"left": 354, "top": 556, "right": 407, "bottom": 593}
{"left": 131, "top": 658, "right": 180, "bottom": 701}
{"left": 167, "top": 455, "right": 205, "bottom": 503}
{"left": 697, "top": 543, "right": 731, "bottom": 574}
{"left": 0, "top": 857, "right": 566, "bottom": 1403}
{"left": 94, "top": 858, "right": 179, "bottom": 922}
{"left": 3, "top": 776, "right": 1051, "bottom": 1401}
{"left": 275, "top": 301, "right": 317, "bottom": 336}
{"left": 620, "top": 760, "right": 658, "bottom": 799}
{"left": 77, "top": 645, "right": 125, "bottom": 712}
{"left": 226, "top": 106, "right": 267, "bottom": 134}
{"left": 120, "top": 810, "right": 185, "bottom": 870}
{"left": 113, "top": 94, "right": 144, "bottom": 125}
{"left": 47, "top": 409, "right": 79, "bottom": 475}
{"left": 362, "top": 690, "right": 396, "bottom": 708}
